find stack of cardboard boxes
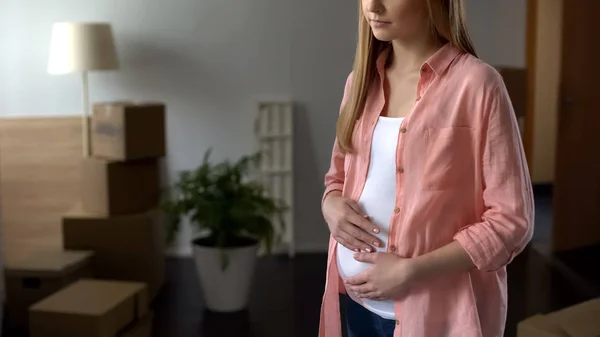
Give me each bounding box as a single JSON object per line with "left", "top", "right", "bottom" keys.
{"left": 518, "top": 298, "right": 600, "bottom": 336}
{"left": 63, "top": 101, "right": 166, "bottom": 300}
{"left": 29, "top": 279, "right": 154, "bottom": 337}
{"left": 3, "top": 102, "right": 166, "bottom": 337}
{"left": 4, "top": 250, "right": 95, "bottom": 332}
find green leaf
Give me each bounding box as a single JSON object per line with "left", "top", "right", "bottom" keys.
{"left": 160, "top": 148, "right": 287, "bottom": 270}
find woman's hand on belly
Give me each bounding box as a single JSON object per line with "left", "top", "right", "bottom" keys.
{"left": 344, "top": 252, "right": 418, "bottom": 301}
{"left": 337, "top": 243, "right": 376, "bottom": 278}
{"left": 322, "top": 193, "right": 383, "bottom": 252}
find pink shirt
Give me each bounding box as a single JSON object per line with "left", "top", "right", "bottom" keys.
{"left": 320, "top": 43, "right": 534, "bottom": 337}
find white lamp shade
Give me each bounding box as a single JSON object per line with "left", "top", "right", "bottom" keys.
{"left": 47, "top": 22, "right": 119, "bottom": 74}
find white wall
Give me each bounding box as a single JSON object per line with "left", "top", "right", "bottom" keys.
{"left": 466, "top": 0, "right": 527, "bottom": 68}
{"left": 290, "top": 0, "right": 357, "bottom": 253}
{"left": 0, "top": 0, "right": 526, "bottom": 255}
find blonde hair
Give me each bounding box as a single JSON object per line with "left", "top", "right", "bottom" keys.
{"left": 336, "top": 0, "right": 477, "bottom": 153}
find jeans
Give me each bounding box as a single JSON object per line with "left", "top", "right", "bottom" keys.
{"left": 342, "top": 294, "right": 396, "bottom": 337}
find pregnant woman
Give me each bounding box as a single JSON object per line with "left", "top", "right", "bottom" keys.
{"left": 320, "top": 0, "right": 534, "bottom": 336}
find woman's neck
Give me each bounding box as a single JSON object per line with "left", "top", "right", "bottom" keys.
{"left": 388, "top": 34, "right": 443, "bottom": 75}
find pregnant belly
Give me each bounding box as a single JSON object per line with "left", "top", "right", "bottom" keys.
{"left": 336, "top": 221, "right": 390, "bottom": 279}
{"left": 337, "top": 194, "right": 392, "bottom": 279}
{"left": 336, "top": 241, "right": 389, "bottom": 279}
{"left": 337, "top": 243, "right": 372, "bottom": 279}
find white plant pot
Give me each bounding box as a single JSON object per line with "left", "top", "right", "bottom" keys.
{"left": 192, "top": 241, "right": 259, "bottom": 312}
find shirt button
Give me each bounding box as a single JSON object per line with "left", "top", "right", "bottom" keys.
{"left": 394, "top": 207, "right": 400, "bottom": 214}
{"left": 390, "top": 245, "right": 396, "bottom": 252}
{"left": 397, "top": 167, "right": 404, "bottom": 173}
{"left": 395, "top": 320, "right": 400, "bottom": 325}
{"left": 399, "top": 127, "right": 407, "bottom": 133}
{"left": 416, "top": 96, "right": 422, "bottom": 101}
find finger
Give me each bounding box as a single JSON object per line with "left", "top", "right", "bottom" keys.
{"left": 345, "top": 272, "right": 369, "bottom": 286}
{"left": 343, "top": 224, "right": 382, "bottom": 249}
{"left": 338, "top": 221, "right": 377, "bottom": 251}
{"left": 335, "top": 234, "right": 359, "bottom": 252}
{"left": 353, "top": 252, "right": 378, "bottom": 263}
{"left": 357, "top": 292, "right": 382, "bottom": 299}
{"left": 345, "top": 199, "right": 367, "bottom": 217}
{"left": 336, "top": 232, "right": 362, "bottom": 252}
{"left": 346, "top": 211, "right": 381, "bottom": 236}
{"left": 348, "top": 283, "right": 374, "bottom": 294}
{"left": 339, "top": 227, "right": 376, "bottom": 252}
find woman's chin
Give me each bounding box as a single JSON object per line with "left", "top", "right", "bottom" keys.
{"left": 371, "top": 30, "right": 394, "bottom": 42}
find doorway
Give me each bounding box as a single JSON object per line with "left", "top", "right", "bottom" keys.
{"left": 526, "top": 0, "right": 600, "bottom": 253}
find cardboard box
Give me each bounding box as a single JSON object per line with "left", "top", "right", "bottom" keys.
{"left": 62, "top": 205, "right": 165, "bottom": 300}
{"left": 120, "top": 311, "right": 154, "bottom": 337}
{"left": 81, "top": 157, "right": 160, "bottom": 216}
{"left": 4, "top": 250, "right": 94, "bottom": 330}
{"left": 518, "top": 298, "right": 600, "bottom": 337}
{"left": 29, "top": 279, "right": 152, "bottom": 337}
{"left": 91, "top": 102, "right": 165, "bottom": 161}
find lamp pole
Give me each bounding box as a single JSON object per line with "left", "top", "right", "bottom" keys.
{"left": 47, "top": 22, "right": 119, "bottom": 157}
{"left": 81, "top": 71, "right": 90, "bottom": 157}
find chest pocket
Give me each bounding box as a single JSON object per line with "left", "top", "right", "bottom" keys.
{"left": 422, "top": 127, "right": 475, "bottom": 191}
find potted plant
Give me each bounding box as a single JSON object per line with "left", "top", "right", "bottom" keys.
{"left": 162, "top": 148, "right": 286, "bottom": 312}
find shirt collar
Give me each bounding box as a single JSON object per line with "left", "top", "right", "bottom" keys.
{"left": 375, "top": 42, "right": 462, "bottom": 78}
{"left": 425, "top": 42, "right": 462, "bottom": 75}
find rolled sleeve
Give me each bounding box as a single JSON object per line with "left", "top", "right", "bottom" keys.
{"left": 322, "top": 72, "right": 353, "bottom": 206}
{"left": 322, "top": 141, "right": 345, "bottom": 206}
{"left": 454, "top": 79, "right": 535, "bottom": 272}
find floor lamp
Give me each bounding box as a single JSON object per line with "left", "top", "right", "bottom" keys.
{"left": 47, "top": 22, "right": 119, "bottom": 157}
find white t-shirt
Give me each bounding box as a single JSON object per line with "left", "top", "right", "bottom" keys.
{"left": 337, "top": 116, "right": 404, "bottom": 320}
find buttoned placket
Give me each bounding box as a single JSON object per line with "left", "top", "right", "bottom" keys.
{"left": 387, "top": 64, "right": 432, "bottom": 255}
{"left": 388, "top": 64, "right": 433, "bottom": 335}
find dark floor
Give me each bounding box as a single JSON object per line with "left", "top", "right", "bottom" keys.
{"left": 150, "top": 193, "right": 600, "bottom": 337}
{"left": 151, "top": 248, "right": 600, "bottom": 337}
{"left": 3, "top": 192, "right": 599, "bottom": 337}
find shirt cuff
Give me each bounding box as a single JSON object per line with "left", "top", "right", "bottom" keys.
{"left": 322, "top": 185, "right": 343, "bottom": 207}
{"left": 453, "top": 224, "right": 512, "bottom": 272}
